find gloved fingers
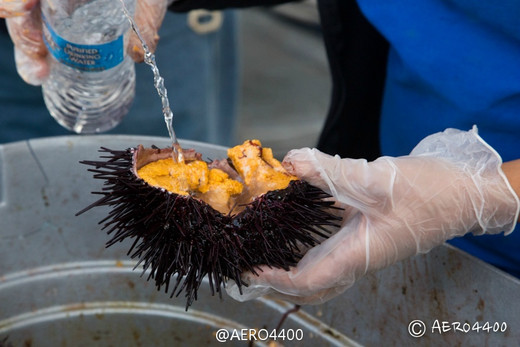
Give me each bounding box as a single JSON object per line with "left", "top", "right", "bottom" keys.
{"left": 261, "top": 284, "right": 354, "bottom": 306}
{"left": 6, "top": 9, "right": 46, "bottom": 58}
{"left": 12, "top": 45, "right": 48, "bottom": 85}
{"left": 0, "top": 0, "right": 39, "bottom": 17}
{"left": 283, "top": 148, "right": 331, "bottom": 192}
{"left": 282, "top": 148, "right": 357, "bottom": 222}
{"left": 230, "top": 283, "right": 347, "bottom": 306}
{"left": 227, "top": 262, "right": 356, "bottom": 306}
{"left": 225, "top": 275, "right": 274, "bottom": 302}
{"left": 227, "top": 215, "right": 369, "bottom": 304}
{"left": 283, "top": 148, "right": 398, "bottom": 211}
{"left": 128, "top": 0, "right": 168, "bottom": 62}
{"left": 6, "top": 10, "right": 48, "bottom": 85}
{"left": 224, "top": 265, "right": 332, "bottom": 304}
{"left": 225, "top": 278, "right": 339, "bottom": 306}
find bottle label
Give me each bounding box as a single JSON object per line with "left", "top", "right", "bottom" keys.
{"left": 42, "top": 15, "right": 125, "bottom": 72}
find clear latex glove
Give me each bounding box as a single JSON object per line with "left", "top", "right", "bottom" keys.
{"left": 226, "top": 127, "right": 520, "bottom": 305}
{"left": 127, "top": 0, "right": 168, "bottom": 62}
{"left": 0, "top": 0, "right": 168, "bottom": 85}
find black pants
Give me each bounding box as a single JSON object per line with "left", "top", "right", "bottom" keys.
{"left": 316, "top": 0, "right": 389, "bottom": 161}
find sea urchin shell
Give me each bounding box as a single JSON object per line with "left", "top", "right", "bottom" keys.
{"left": 77, "top": 141, "right": 341, "bottom": 309}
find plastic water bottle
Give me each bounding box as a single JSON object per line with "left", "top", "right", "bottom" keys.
{"left": 41, "top": 0, "right": 136, "bottom": 134}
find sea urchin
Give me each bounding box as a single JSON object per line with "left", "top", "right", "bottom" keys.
{"left": 77, "top": 140, "right": 341, "bottom": 309}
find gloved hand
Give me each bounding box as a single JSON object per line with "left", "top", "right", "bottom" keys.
{"left": 0, "top": 0, "right": 168, "bottom": 85}
{"left": 1, "top": 0, "right": 46, "bottom": 85}
{"left": 128, "top": 0, "right": 168, "bottom": 62}
{"left": 226, "top": 127, "right": 520, "bottom": 305}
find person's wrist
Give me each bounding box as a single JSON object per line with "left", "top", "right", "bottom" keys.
{"left": 500, "top": 160, "right": 520, "bottom": 223}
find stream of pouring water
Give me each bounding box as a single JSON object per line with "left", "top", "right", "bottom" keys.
{"left": 119, "top": 0, "right": 184, "bottom": 163}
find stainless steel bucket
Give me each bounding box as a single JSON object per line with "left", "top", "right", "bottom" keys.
{"left": 1, "top": 136, "right": 519, "bottom": 346}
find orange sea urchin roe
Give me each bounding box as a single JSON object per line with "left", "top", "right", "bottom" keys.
{"left": 136, "top": 141, "right": 296, "bottom": 214}
{"left": 227, "top": 140, "right": 297, "bottom": 198}
{"left": 198, "top": 169, "right": 245, "bottom": 214}
{"left": 136, "top": 158, "right": 243, "bottom": 200}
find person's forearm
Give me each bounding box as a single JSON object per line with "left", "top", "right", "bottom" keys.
{"left": 168, "top": 0, "right": 294, "bottom": 12}
{"left": 502, "top": 159, "right": 520, "bottom": 221}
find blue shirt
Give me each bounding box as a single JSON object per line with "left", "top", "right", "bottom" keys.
{"left": 358, "top": 0, "right": 520, "bottom": 276}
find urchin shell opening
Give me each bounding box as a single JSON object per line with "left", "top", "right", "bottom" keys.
{"left": 133, "top": 140, "right": 300, "bottom": 216}
{"left": 132, "top": 145, "right": 203, "bottom": 172}
{"left": 77, "top": 142, "right": 342, "bottom": 310}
